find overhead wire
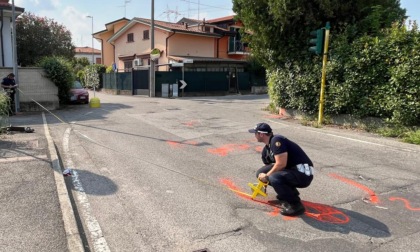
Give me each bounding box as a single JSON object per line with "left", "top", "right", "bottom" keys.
{"left": 16, "top": 87, "right": 254, "bottom": 198}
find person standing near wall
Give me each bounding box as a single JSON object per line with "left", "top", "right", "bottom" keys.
{"left": 1, "top": 73, "right": 18, "bottom": 116}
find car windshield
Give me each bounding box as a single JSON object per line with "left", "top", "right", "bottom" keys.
{"left": 72, "top": 81, "right": 84, "bottom": 89}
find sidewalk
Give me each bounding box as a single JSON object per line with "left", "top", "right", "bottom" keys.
{"left": 0, "top": 112, "right": 83, "bottom": 252}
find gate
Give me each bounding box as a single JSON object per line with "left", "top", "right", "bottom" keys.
{"left": 132, "top": 70, "right": 149, "bottom": 95}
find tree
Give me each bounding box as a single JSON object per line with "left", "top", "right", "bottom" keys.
{"left": 16, "top": 12, "right": 75, "bottom": 66}
{"left": 84, "top": 65, "right": 100, "bottom": 97}
{"left": 71, "top": 57, "right": 91, "bottom": 75}
{"left": 232, "top": 0, "right": 406, "bottom": 68}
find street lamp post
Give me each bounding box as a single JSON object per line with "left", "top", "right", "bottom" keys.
{"left": 149, "top": 0, "right": 155, "bottom": 97}
{"left": 12, "top": 0, "right": 19, "bottom": 113}
{"left": 86, "top": 15, "right": 94, "bottom": 65}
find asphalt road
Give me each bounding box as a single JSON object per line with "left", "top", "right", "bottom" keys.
{"left": 47, "top": 92, "right": 420, "bottom": 252}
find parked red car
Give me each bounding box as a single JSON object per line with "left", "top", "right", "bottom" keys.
{"left": 69, "top": 81, "right": 89, "bottom": 104}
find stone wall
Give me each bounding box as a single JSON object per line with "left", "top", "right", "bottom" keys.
{"left": 1, "top": 68, "right": 59, "bottom": 111}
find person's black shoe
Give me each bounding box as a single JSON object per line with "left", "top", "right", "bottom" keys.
{"left": 280, "top": 201, "right": 305, "bottom": 216}
{"left": 275, "top": 196, "right": 288, "bottom": 208}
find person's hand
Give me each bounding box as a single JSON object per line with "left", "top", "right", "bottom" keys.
{"left": 258, "top": 173, "right": 269, "bottom": 183}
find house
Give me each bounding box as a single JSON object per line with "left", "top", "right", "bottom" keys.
{"left": 205, "top": 15, "right": 250, "bottom": 60}
{"left": 0, "top": 0, "right": 24, "bottom": 67}
{"left": 96, "top": 15, "right": 264, "bottom": 96}
{"left": 96, "top": 16, "right": 249, "bottom": 73}
{"left": 0, "top": 1, "right": 59, "bottom": 111}
{"left": 93, "top": 18, "right": 129, "bottom": 67}
{"left": 74, "top": 46, "right": 102, "bottom": 64}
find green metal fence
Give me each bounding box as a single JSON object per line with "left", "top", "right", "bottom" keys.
{"left": 103, "top": 70, "right": 265, "bottom": 94}
{"left": 103, "top": 72, "right": 132, "bottom": 90}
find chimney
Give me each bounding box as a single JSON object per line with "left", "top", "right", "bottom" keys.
{"left": 184, "top": 22, "right": 188, "bottom": 29}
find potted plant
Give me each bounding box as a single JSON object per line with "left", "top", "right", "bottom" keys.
{"left": 150, "top": 48, "right": 161, "bottom": 60}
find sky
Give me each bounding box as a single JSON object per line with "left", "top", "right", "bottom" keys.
{"left": 13, "top": 0, "right": 234, "bottom": 49}
{"left": 12, "top": 0, "right": 420, "bottom": 50}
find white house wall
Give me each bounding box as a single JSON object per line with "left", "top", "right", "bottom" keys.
{"left": 1, "top": 16, "right": 13, "bottom": 67}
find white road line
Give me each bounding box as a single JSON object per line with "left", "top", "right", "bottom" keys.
{"left": 42, "top": 113, "right": 84, "bottom": 252}
{"left": 266, "top": 119, "right": 417, "bottom": 153}
{"left": 63, "top": 128, "right": 110, "bottom": 252}
{"left": 305, "top": 129, "right": 418, "bottom": 153}
{"left": 267, "top": 118, "right": 290, "bottom": 127}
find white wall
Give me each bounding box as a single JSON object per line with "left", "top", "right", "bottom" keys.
{"left": 1, "top": 16, "right": 13, "bottom": 67}
{"left": 1, "top": 68, "right": 59, "bottom": 111}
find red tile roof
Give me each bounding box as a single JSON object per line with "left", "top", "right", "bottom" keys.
{"left": 133, "top": 18, "right": 220, "bottom": 37}
{"left": 206, "top": 15, "right": 236, "bottom": 23}
{"left": 75, "top": 47, "right": 101, "bottom": 54}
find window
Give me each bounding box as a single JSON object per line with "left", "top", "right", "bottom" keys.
{"left": 143, "top": 30, "right": 149, "bottom": 40}
{"left": 127, "top": 33, "right": 134, "bottom": 42}
{"left": 124, "top": 60, "right": 133, "bottom": 72}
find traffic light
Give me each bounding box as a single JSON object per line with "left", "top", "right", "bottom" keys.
{"left": 309, "top": 29, "right": 325, "bottom": 55}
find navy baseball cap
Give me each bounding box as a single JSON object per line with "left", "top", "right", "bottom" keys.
{"left": 248, "top": 123, "right": 272, "bottom": 134}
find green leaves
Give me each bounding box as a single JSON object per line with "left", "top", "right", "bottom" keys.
{"left": 327, "top": 22, "right": 420, "bottom": 126}
{"left": 84, "top": 66, "right": 100, "bottom": 89}
{"left": 16, "top": 12, "right": 75, "bottom": 66}
{"left": 39, "top": 56, "right": 74, "bottom": 104}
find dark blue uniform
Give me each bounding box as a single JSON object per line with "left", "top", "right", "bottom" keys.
{"left": 257, "top": 135, "right": 313, "bottom": 204}
{"left": 1, "top": 75, "right": 16, "bottom": 115}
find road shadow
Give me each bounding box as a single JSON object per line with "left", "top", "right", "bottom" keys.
{"left": 299, "top": 200, "right": 391, "bottom": 238}
{"left": 6, "top": 102, "right": 133, "bottom": 127}
{"left": 66, "top": 169, "right": 118, "bottom": 196}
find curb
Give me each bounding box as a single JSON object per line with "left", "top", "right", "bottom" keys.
{"left": 42, "top": 113, "right": 84, "bottom": 252}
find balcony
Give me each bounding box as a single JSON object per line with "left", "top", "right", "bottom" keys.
{"left": 228, "top": 40, "right": 249, "bottom": 55}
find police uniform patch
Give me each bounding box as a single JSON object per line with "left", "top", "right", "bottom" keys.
{"left": 275, "top": 141, "right": 281, "bottom": 147}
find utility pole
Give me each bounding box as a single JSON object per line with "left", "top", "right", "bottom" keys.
{"left": 12, "top": 0, "right": 19, "bottom": 112}
{"left": 86, "top": 16, "right": 94, "bottom": 65}
{"left": 150, "top": 0, "right": 155, "bottom": 97}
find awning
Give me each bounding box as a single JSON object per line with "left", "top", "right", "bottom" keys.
{"left": 168, "top": 55, "right": 246, "bottom": 64}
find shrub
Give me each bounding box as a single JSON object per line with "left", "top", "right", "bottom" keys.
{"left": 269, "top": 22, "right": 420, "bottom": 127}
{"left": 0, "top": 92, "right": 10, "bottom": 128}
{"left": 38, "top": 56, "right": 74, "bottom": 104}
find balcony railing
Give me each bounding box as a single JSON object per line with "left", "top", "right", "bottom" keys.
{"left": 228, "top": 41, "right": 249, "bottom": 54}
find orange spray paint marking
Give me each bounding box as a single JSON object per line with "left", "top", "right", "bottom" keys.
{"left": 269, "top": 207, "right": 280, "bottom": 217}
{"left": 184, "top": 140, "right": 198, "bottom": 146}
{"left": 208, "top": 144, "right": 250, "bottom": 156}
{"left": 166, "top": 140, "right": 199, "bottom": 148}
{"left": 329, "top": 173, "right": 379, "bottom": 204}
{"left": 182, "top": 121, "right": 199, "bottom": 127}
{"left": 220, "top": 178, "right": 280, "bottom": 216}
{"left": 389, "top": 197, "right": 420, "bottom": 211}
{"left": 167, "top": 141, "right": 182, "bottom": 148}
{"left": 302, "top": 201, "right": 350, "bottom": 224}
{"left": 220, "top": 178, "right": 350, "bottom": 223}
{"left": 255, "top": 146, "right": 263, "bottom": 152}
{"left": 264, "top": 115, "right": 283, "bottom": 119}
{"left": 283, "top": 216, "right": 298, "bottom": 221}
